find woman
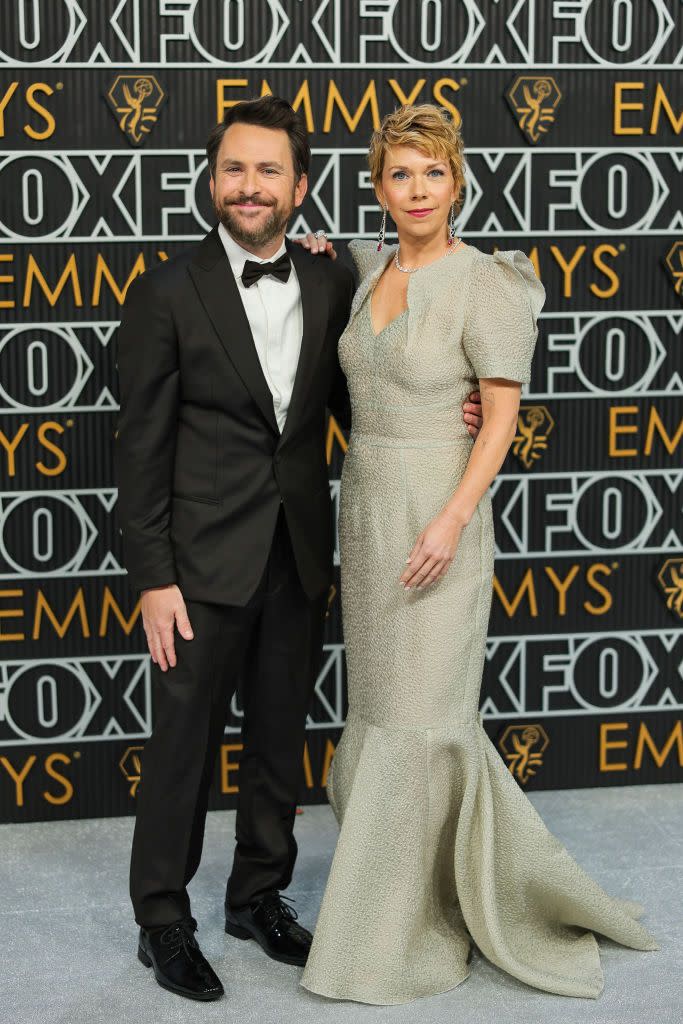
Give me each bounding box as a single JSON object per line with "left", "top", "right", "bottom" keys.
{"left": 299, "top": 104, "right": 657, "bottom": 1004}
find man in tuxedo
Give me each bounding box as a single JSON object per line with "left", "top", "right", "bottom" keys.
{"left": 116, "top": 95, "right": 484, "bottom": 1001}
{"left": 115, "top": 96, "right": 356, "bottom": 1001}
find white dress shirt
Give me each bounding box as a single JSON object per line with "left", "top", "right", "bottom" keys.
{"left": 218, "top": 222, "right": 303, "bottom": 433}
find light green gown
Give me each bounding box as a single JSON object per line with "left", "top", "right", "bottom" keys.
{"left": 300, "top": 239, "right": 657, "bottom": 1005}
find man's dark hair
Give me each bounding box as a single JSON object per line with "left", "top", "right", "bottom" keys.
{"left": 206, "top": 96, "right": 310, "bottom": 181}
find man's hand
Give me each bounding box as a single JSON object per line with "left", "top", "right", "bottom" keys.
{"left": 141, "top": 584, "right": 194, "bottom": 672}
{"left": 295, "top": 230, "right": 337, "bottom": 260}
{"left": 463, "top": 389, "right": 483, "bottom": 439}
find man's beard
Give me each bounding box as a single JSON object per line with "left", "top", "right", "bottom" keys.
{"left": 215, "top": 192, "right": 294, "bottom": 249}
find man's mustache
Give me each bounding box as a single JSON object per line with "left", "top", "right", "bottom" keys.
{"left": 225, "top": 196, "right": 275, "bottom": 208}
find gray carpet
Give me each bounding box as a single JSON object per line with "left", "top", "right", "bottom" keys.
{"left": 1, "top": 784, "right": 680, "bottom": 1024}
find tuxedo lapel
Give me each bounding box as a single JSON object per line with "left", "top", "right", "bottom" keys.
{"left": 188, "top": 226, "right": 279, "bottom": 434}
{"left": 279, "top": 238, "right": 328, "bottom": 447}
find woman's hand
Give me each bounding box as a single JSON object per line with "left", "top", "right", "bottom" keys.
{"left": 463, "top": 389, "right": 482, "bottom": 438}
{"left": 295, "top": 230, "right": 338, "bottom": 260}
{"left": 399, "top": 507, "right": 469, "bottom": 590}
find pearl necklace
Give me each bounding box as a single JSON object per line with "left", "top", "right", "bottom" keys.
{"left": 393, "top": 236, "right": 464, "bottom": 273}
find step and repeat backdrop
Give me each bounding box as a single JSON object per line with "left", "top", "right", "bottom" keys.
{"left": 0, "top": 1, "right": 682, "bottom": 822}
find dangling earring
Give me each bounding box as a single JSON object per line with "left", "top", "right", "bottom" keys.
{"left": 377, "top": 205, "right": 387, "bottom": 252}
{"left": 447, "top": 202, "right": 457, "bottom": 246}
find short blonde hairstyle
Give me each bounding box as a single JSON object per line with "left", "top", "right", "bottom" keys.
{"left": 368, "top": 103, "right": 466, "bottom": 211}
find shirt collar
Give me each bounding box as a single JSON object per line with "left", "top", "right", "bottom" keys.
{"left": 218, "top": 222, "right": 287, "bottom": 278}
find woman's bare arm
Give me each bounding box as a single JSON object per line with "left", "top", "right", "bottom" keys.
{"left": 400, "top": 377, "right": 519, "bottom": 589}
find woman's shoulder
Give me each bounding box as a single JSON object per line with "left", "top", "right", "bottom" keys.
{"left": 463, "top": 245, "right": 546, "bottom": 324}
{"left": 464, "top": 244, "right": 539, "bottom": 284}
{"left": 347, "top": 237, "right": 396, "bottom": 279}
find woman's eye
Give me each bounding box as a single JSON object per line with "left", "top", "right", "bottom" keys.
{"left": 429, "top": 169, "right": 445, "bottom": 177}
{"left": 392, "top": 171, "right": 407, "bottom": 180}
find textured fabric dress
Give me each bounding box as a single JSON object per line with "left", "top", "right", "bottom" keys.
{"left": 299, "top": 239, "right": 658, "bottom": 1005}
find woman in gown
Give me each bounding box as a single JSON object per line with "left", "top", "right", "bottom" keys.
{"left": 299, "top": 104, "right": 657, "bottom": 1005}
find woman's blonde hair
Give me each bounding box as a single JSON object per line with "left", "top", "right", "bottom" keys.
{"left": 368, "top": 103, "right": 466, "bottom": 211}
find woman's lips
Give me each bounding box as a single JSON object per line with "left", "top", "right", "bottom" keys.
{"left": 406, "top": 209, "right": 433, "bottom": 218}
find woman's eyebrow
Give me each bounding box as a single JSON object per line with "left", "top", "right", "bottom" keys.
{"left": 387, "top": 161, "right": 447, "bottom": 171}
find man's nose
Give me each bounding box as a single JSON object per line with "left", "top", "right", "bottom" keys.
{"left": 242, "top": 168, "right": 260, "bottom": 194}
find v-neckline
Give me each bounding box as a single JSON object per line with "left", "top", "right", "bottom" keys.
{"left": 369, "top": 302, "right": 408, "bottom": 338}
{"left": 368, "top": 251, "right": 408, "bottom": 337}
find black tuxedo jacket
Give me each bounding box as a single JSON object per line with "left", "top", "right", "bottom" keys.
{"left": 114, "top": 225, "right": 354, "bottom": 605}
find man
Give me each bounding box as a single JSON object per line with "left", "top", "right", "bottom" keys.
{"left": 115, "top": 95, "right": 483, "bottom": 1001}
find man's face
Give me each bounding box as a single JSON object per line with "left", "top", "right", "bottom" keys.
{"left": 210, "top": 122, "right": 308, "bottom": 249}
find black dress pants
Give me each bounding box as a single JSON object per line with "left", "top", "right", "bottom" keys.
{"left": 129, "top": 510, "right": 327, "bottom": 927}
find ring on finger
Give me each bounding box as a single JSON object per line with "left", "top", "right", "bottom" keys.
{"left": 313, "top": 229, "right": 327, "bottom": 239}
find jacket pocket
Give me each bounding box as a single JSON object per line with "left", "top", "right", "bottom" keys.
{"left": 171, "top": 493, "right": 220, "bottom": 506}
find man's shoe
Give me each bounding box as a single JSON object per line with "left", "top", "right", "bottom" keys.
{"left": 225, "top": 893, "right": 312, "bottom": 967}
{"left": 138, "top": 917, "right": 224, "bottom": 1001}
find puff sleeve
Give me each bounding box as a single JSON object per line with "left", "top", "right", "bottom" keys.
{"left": 462, "top": 250, "right": 545, "bottom": 384}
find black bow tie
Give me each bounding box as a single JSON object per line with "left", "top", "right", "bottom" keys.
{"left": 241, "top": 253, "right": 291, "bottom": 288}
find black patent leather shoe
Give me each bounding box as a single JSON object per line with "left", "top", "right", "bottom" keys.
{"left": 138, "top": 917, "right": 224, "bottom": 1001}
{"left": 225, "top": 893, "right": 312, "bottom": 966}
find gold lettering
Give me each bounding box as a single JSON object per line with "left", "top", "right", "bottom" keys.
{"left": 43, "top": 753, "right": 74, "bottom": 805}
{"left": 527, "top": 245, "right": 541, "bottom": 280}
{"left": 320, "top": 739, "right": 336, "bottom": 789}
{"left": 216, "top": 79, "right": 249, "bottom": 121}
{"left": 0, "top": 589, "right": 25, "bottom": 642}
{"left": 649, "top": 83, "right": 683, "bottom": 135}
{"left": 91, "top": 253, "right": 146, "bottom": 306}
{"left": 608, "top": 405, "right": 638, "bottom": 457}
{"left": 549, "top": 245, "right": 585, "bottom": 298}
{"left": 543, "top": 565, "right": 580, "bottom": 616}
{"left": 220, "top": 743, "right": 243, "bottom": 793}
{"left": 302, "top": 742, "right": 314, "bottom": 789}
{"left": 584, "top": 564, "right": 613, "bottom": 615}
{"left": 290, "top": 81, "right": 314, "bottom": 134}
{"left": 325, "top": 414, "right": 348, "bottom": 465}
{"left": 36, "top": 421, "right": 67, "bottom": 476}
{"left": 33, "top": 588, "right": 90, "bottom": 639}
{"left": 492, "top": 569, "right": 538, "bottom": 618}
{"left": 0, "top": 755, "right": 36, "bottom": 806}
{"left": 0, "top": 82, "right": 20, "bottom": 135}
{"left": 591, "top": 244, "right": 620, "bottom": 299}
{"left": 25, "top": 83, "right": 55, "bottom": 141}
{"left": 23, "top": 253, "right": 82, "bottom": 307}
{"left": 432, "top": 78, "right": 461, "bottom": 123}
{"left": 0, "top": 253, "right": 15, "bottom": 309}
{"left": 388, "top": 79, "right": 427, "bottom": 107}
{"left": 599, "top": 721, "right": 629, "bottom": 771}
{"left": 643, "top": 406, "right": 683, "bottom": 456}
{"left": 634, "top": 721, "right": 683, "bottom": 769}
{"left": 613, "top": 82, "right": 644, "bottom": 135}
{"left": 323, "top": 80, "right": 380, "bottom": 134}
{"left": 98, "top": 588, "right": 141, "bottom": 637}
{"left": 0, "top": 422, "right": 30, "bottom": 476}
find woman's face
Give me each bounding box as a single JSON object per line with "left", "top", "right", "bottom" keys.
{"left": 376, "top": 145, "right": 458, "bottom": 243}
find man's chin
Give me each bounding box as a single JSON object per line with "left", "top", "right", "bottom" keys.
{"left": 220, "top": 208, "right": 290, "bottom": 249}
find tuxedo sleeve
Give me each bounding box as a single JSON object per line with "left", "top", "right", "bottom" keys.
{"left": 326, "top": 264, "right": 354, "bottom": 431}
{"left": 114, "top": 272, "right": 179, "bottom": 594}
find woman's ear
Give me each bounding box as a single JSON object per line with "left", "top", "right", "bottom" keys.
{"left": 374, "top": 186, "right": 386, "bottom": 210}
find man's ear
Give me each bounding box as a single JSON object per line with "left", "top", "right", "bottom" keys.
{"left": 294, "top": 173, "right": 308, "bottom": 207}
{"left": 209, "top": 174, "right": 215, "bottom": 200}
